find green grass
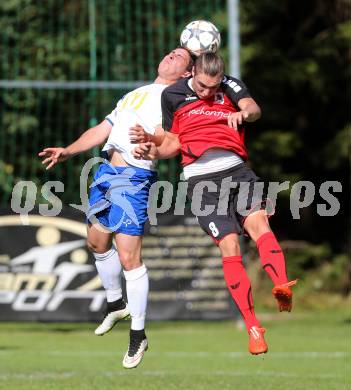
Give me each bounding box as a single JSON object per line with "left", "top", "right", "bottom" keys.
{"left": 0, "top": 311, "right": 350, "bottom": 389}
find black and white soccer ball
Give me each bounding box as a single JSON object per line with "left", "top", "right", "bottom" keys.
{"left": 180, "top": 20, "right": 221, "bottom": 57}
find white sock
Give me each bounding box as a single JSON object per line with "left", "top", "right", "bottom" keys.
{"left": 123, "top": 264, "right": 148, "bottom": 330}
{"left": 93, "top": 247, "right": 122, "bottom": 303}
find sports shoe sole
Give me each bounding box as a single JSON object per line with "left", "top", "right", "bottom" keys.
{"left": 250, "top": 348, "right": 268, "bottom": 355}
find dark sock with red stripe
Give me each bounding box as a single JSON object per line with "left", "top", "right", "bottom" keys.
{"left": 256, "top": 231, "right": 288, "bottom": 286}
{"left": 222, "top": 256, "right": 260, "bottom": 332}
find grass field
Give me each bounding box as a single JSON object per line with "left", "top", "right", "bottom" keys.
{"left": 0, "top": 311, "right": 350, "bottom": 389}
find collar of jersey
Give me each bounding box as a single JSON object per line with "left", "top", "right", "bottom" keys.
{"left": 187, "top": 78, "right": 195, "bottom": 92}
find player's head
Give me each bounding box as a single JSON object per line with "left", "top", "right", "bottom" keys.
{"left": 192, "top": 52, "right": 224, "bottom": 100}
{"left": 158, "top": 47, "right": 193, "bottom": 83}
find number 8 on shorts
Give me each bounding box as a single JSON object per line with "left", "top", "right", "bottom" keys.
{"left": 209, "top": 221, "right": 219, "bottom": 237}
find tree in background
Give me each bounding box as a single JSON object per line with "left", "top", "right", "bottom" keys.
{"left": 237, "top": 0, "right": 351, "bottom": 295}
{"left": 238, "top": 0, "right": 350, "bottom": 247}
{"left": 0, "top": 0, "right": 225, "bottom": 204}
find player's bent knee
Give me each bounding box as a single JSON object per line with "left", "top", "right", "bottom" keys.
{"left": 244, "top": 210, "right": 270, "bottom": 241}
{"left": 86, "top": 239, "right": 111, "bottom": 254}
{"left": 118, "top": 251, "right": 141, "bottom": 271}
{"left": 122, "top": 261, "right": 143, "bottom": 272}
{"left": 218, "top": 234, "right": 241, "bottom": 257}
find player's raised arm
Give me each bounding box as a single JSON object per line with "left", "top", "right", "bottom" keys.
{"left": 39, "top": 119, "right": 112, "bottom": 170}
{"left": 227, "top": 97, "right": 261, "bottom": 130}
{"left": 238, "top": 97, "right": 261, "bottom": 122}
{"left": 133, "top": 132, "right": 180, "bottom": 161}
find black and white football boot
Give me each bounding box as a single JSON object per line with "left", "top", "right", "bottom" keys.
{"left": 122, "top": 329, "right": 148, "bottom": 369}
{"left": 94, "top": 299, "right": 130, "bottom": 336}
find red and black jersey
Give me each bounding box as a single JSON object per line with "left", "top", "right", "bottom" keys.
{"left": 161, "top": 75, "right": 251, "bottom": 166}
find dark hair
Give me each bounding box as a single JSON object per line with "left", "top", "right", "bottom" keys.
{"left": 177, "top": 47, "right": 195, "bottom": 71}
{"left": 186, "top": 55, "right": 195, "bottom": 72}
{"left": 194, "top": 52, "right": 225, "bottom": 78}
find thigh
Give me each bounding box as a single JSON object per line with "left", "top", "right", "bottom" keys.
{"left": 114, "top": 233, "right": 143, "bottom": 270}
{"left": 218, "top": 233, "right": 241, "bottom": 257}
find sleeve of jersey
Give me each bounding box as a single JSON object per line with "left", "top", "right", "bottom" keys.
{"left": 161, "top": 90, "right": 178, "bottom": 132}
{"left": 105, "top": 99, "right": 122, "bottom": 126}
{"left": 223, "top": 76, "right": 252, "bottom": 104}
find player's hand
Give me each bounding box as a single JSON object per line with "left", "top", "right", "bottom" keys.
{"left": 227, "top": 111, "right": 249, "bottom": 130}
{"left": 132, "top": 142, "right": 158, "bottom": 160}
{"left": 129, "top": 124, "right": 150, "bottom": 144}
{"left": 38, "top": 147, "right": 69, "bottom": 170}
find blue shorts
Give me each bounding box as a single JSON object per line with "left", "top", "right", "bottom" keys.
{"left": 87, "top": 163, "right": 157, "bottom": 235}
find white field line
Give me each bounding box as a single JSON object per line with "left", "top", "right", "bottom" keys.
{"left": 0, "top": 372, "right": 75, "bottom": 380}
{"left": 166, "top": 351, "right": 350, "bottom": 358}
{"left": 0, "top": 370, "right": 345, "bottom": 380}
{"left": 0, "top": 350, "right": 349, "bottom": 359}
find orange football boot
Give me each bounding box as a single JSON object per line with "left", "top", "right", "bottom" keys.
{"left": 248, "top": 326, "right": 268, "bottom": 355}
{"left": 272, "top": 279, "right": 298, "bottom": 312}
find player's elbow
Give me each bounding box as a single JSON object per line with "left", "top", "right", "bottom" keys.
{"left": 255, "top": 106, "right": 262, "bottom": 120}
{"left": 247, "top": 105, "right": 261, "bottom": 122}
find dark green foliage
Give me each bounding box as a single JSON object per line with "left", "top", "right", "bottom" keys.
{"left": 239, "top": 0, "right": 350, "bottom": 255}
{"left": 0, "top": 0, "right": 226, "bottom": 204}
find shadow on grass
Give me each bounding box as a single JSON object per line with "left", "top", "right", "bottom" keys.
{"left": 0, "top": 345, "right": 20, "bottom": 350}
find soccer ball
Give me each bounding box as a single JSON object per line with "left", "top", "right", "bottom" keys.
{"left": 180, "top": 20, "right": 221, "bottom": 56}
